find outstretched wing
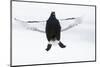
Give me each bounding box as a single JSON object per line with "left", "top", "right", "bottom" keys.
{"left": 61, "top": 17, "right": 82, "bottom": 32}
{"left": 14, "top": 18, "right": 46, "bottom": 33}
{"left": 14, "top": 17, "right": 82, "bottom": 33}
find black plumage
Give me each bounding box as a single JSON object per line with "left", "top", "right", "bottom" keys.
{"left": 45, "top": 12, "right": 66, "bottom": 51}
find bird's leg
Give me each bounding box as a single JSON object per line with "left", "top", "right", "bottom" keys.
{"left": 58, "top": 41, "right": 66, "bottom": 48}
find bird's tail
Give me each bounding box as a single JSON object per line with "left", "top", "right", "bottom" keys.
{"left": 58, "top": 41, "right": 66, "bottom": 48}
{"left": 45, "top": 44, "right": 52, "bottom": 51}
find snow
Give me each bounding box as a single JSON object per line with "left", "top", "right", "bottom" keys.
{"left": 12, "top": 1, "right": 95, "bottom": 66}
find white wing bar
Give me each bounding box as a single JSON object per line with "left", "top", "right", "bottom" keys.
{"left": 14, "top": 17, "right": 82, "bottom": 33}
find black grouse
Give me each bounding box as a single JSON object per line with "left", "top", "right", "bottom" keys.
{"left": 45, "top": 12, "right": 66, "bottom": 51}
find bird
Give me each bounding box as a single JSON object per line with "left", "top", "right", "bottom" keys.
{"left": 45, "top": 12, "right": 66, "bottom": 51}
{"left": 14, "top": 12, "right": 82, "bottom": 51}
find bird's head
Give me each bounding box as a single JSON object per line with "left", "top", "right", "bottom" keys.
{"left": 51, "top": 11, "right": 55, "bottom": 17}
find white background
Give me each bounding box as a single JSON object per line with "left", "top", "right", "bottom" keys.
{"left": 0, "top": 0, "right": 100, "bottom": 67}
{"left": 12, "top": 1, "right": 95, "bottom": 66}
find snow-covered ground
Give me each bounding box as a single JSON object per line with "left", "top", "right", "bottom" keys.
{"left": 12, "top": 1, "right": 95, "bottom": 66}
